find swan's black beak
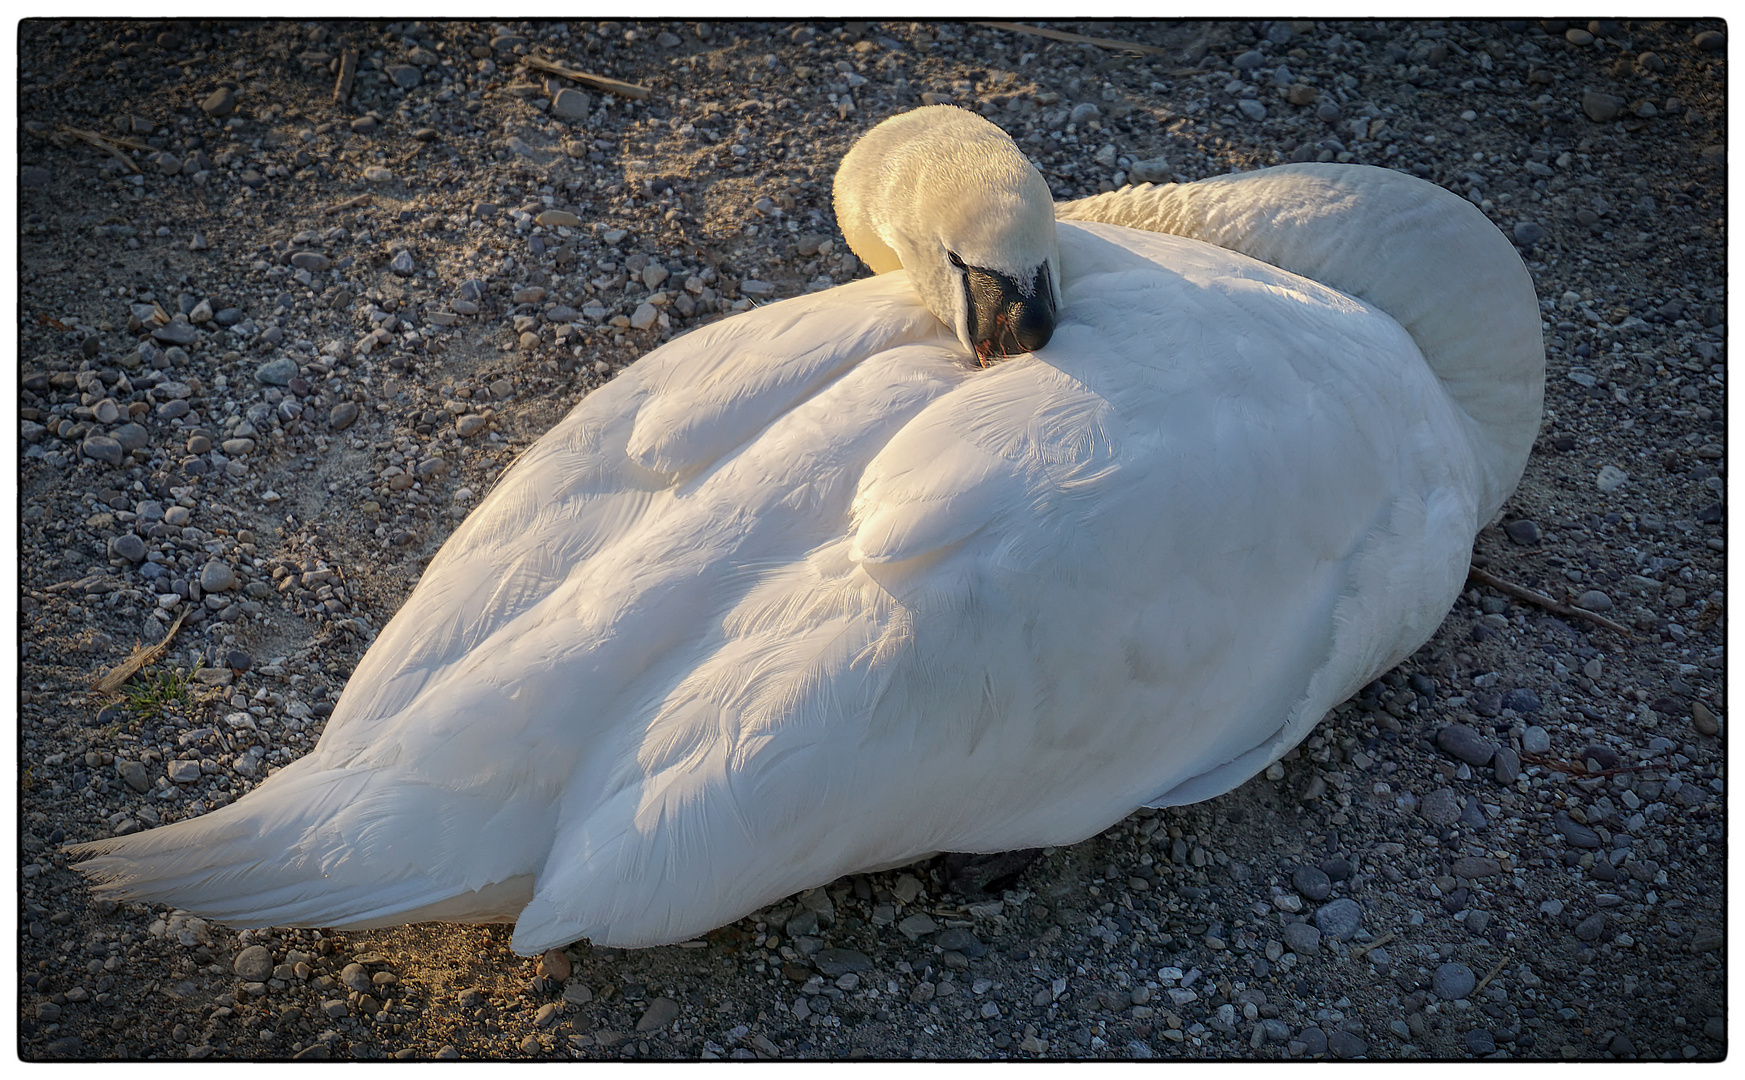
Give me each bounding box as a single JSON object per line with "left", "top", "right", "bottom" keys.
{"left": 963, "top": 262, "right": 1056, "bottom": 367}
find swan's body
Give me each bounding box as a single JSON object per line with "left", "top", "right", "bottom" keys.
{"left": 69, "top": 108, "right": 1544, "bottom": 952}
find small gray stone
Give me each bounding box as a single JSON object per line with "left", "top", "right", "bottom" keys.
{"left": 1693, "top": 29, "right": 1725, "bottom": 52}
{"left": 151, "top": 319, "right": 198, "bottom": 345}
{"left": 1504, "top": 519, "right": 1541, "bottom": 545}
{"left": 1128, "top": 158, "right": 1172, "bottom": 184}
{"left": 1583, "top": 91, "right": 1624, "bottom": 122}
{"left": 1421, "top": 787, "right": 1463, "bottom": 826}
{"left": 386, "top": 64, "right": 422, "bottom": 89}
{"left": 1493, "top": 746, "right": 1521, "bottom": 783}
{"left": 81, "top": 435, "right": 124, "bottom": 466}
{"left": 1282, "top": 921, "right": 1321, "bottom": 955}
{"left": 110, "top": 533, "right": 147, "bottom": 563}
{"left": 1574, "top": 913, "right": 1607, "bottom": 941}
{"left": 814, "top": 947, "right": 874, "bottom": 975}
{"left": 1436, "top": 724, "right": 1497, "bottom": 766}
{"left": 1554, "top": 813, "right": 1602, "bottom": 849}
{"left": 1452, "top": 856, "right": 1502, "bottom": 879}
{"left": 390, "top": 250, "right": 415, "bottom": 275}
{"left": 933, "top": 928, "right": 986, "bottom": 957}
{"left": 1238, "top": 98, "right": 1268, "bottom": 122}
{"left": 201, "top": 87, "right": 235, "bottom": 117}
{"left": 21, "top": 165, "right": 52, "bottom": 186}
{"left": 636, "top": 997, "right": 681, "bottom": 1031}
{"left": 456, "top": 414, "right": 490, "bottom": 438}
{"left": 1501, "top": 688, "right": 1541, "bottom": 713}
{"left": 117, "top": 760, "right": 150, "bottom": 793}
{"left": 552, "top": 88, "right": 592, "bottom": 119}
{"left": 233, "top": 944, "right": 274, "bottom": 981}
{"left": 256, "top": 357, "right": 298, "bottom": 386}
{"left": 1292, "top": 865, "right": 1332, "bottom": 901}
{"left": 897, "top": 913, "right": 938, "bottom": 940}
{"left": 1069, "top": 102, "right": 1101, "bottom": 125}
{"left": 329, "top": 402, "right": 360, "bottom": 431}
{"left": 1463, "top": 1028, "right": 1497, "bottom": 1054}
{"left": 111, "top": 422, "right": 150, "bottom": 451}
{"left": 1523, "top": 725, "right": 1551, "bottom": 753}
{"left": 290, "top": 251, "right": 332, "bottom": 272}
{"left": 1512, "top": 222, "right": 1545, "bottom": 245}
{"left": 1575, "top": 590, "right": 1614, "bottom": 612}
{"left": 220, "top": 437, "right": 256, "bottom": 457}
{"left": 1432, "top": 962, "right": 1476, "bottom": 1000}
{"left": 1313, "top": 897, "right": 1363, "bottom": 941}
{"left": 1327, "top": 1029, "right": 1367, "bottom": 1059}
{"left": 199, "top": 559, "right": 236, "bottom": 592}
{"left": 535, "top": 209, "right": 581, "bottom": 228}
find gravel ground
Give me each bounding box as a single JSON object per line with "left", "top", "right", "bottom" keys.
{"left": 14, "top": 17, "right": 1727, "bottom": 1062}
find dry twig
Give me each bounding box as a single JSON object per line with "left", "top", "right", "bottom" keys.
{"left": 1467, "top": 565, "right": 1634, "bottom": 637}
{"left": 1347, "top": 930, "right": 1396, "bottom": 960}
{"left": 90, "top": 610, "right": 189, "bottom": 696}
{"left": 1471, "top": 955, "right": 1510, "bottom": 997}
{"left": 521, "top": 56, "right": 652, "bottom": 100}
{"left": 333, "top": 48, "right": 358, "bottom": 104}
{"left": 58, "top": 125, "right": 145, "bottom": 173}
{"left": 324, "top": 194, "right": 372, "bottom": 214}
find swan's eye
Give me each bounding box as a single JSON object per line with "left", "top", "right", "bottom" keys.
{"left": 947, "top": 251, "right": 967, "bottom": 272}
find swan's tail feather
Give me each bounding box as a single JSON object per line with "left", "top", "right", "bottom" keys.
{"left": 64, "top": 761, "right": 543, "bottom": 931}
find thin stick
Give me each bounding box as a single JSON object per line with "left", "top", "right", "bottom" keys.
{"left": 1470, "top": 955, "right": 1510, "bottom": 997}
{"left": 521, "top": 56, "right": 652, "bottom": 100}
{"left": 1467, "top": 565, "right": 1635, "bottom": 637}
{"left": 974, "top": 21, "right": 1175, "bottom": 57}
{"left": 58, "top": 126, "right": 144, "bottom": 173}
{"left": 325, "top": 194, "right": 372, "bottom": 214}
{"left": 333, "top": 48, "right": 358, "bottom": 104}
{"left": 90, "top": 610, "right": 188, "bottom": 695}
{"left": 1348, "top": 930, "right": 1395, "bottom": 961}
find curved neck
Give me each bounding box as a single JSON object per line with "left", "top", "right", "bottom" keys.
{"left": 1058, "top": 164, "right": 1545, "bottom": 523}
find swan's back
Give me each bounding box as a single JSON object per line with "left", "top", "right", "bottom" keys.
{"left": 69, "top": 163, "right": 1544, "bottom": 951}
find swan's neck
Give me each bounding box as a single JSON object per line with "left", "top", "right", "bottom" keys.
{"left": 1058, "top": 164, "right": 1545, "bottom": 523}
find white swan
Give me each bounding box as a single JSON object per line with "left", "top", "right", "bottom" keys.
{"left": 68, "top": 105, "right": 1545, "bottom": 952}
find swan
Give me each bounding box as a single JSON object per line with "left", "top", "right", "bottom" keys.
{"left": 67, "top": 105, "right": 1545, "bottom": 953}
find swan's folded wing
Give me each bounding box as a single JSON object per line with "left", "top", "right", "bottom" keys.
{"left": 848, "top": 358, "right": 1124, "bottom": 583}
{"left": 321, "top": 273, "right": 950, "bottom": 749}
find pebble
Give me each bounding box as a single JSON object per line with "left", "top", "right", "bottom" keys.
{"left": 256, "top": 358, "right": 298, "bottom": 386}
{"left": 1692, "top": 29, "right": 1725, "bottom": 51}
{"left": 201, "top": 87, "right": 235, "bottom": 116}
{"left": 233, "top": 945, "right": 275, "bottom": 982}
{"left": 1575, "top": 590, "right": 1614, "bottom": 612}
{"left": 200, "top": 560, "right": 236, "bottom": 592}
{"left": 1292, "top": 865, "right": 1332, "bottom": 901}
{"left": 1313, "top": 898, "right": 1363, "bottom": 941}
{"left": 109, "top": 533, "right": 146, "bottom": 562}
{"left": 1512, "top": 222, "right": 1545, "bottom": 246}
{"left": 1690, "top": 701, "right": 1719, "bottom": 736}
{"left": 1554, "top": 812, "right": 1602, "bottom": 849}
{"left": 1464, "top": 1028, "right": 1497, "bottom": 1054}
{"left": 1436, "top": 723, "right": 1496, "bottom": 766}
{"left": 1523, "top": 725, "right": 1551, "bottom": 753}
{"left": 1433, "top": 962, "right": 1476, "bottom": 1000}
{"left": 81, "top": 435, "right": 124, "bottom": 466}
{"left": 1583, "top": 91, "right": 1624, "bottom": 123}
{"left": 1420, "top": 787, "right": 1462, "bottom": 826}
{"left": 813, "top": 948, "right": 874, "bottom": 976}
{"left": 1282, "top": 921, "right": 1321, "bottom": 955}
{"left": 636, "top": 998, "right": 681, "bottom": 1031}
{"left": 1574, "top": 913, "right": 1607, "bottom": 941}
{"left": 1503, "top": 519, "right": 1541, "bottom": 545}
{"left": 1596, "top": 465, "right": 1628, "bottom": 491}
{"left": 552, "top": 89, "right": 592, "bottom": 120}
{"left": 1452, "top": 856, "right": 1502, "bottom": 879}
{"left": 329, "top": 402, "right": 360, "bottom": 431}
{"left": 1327, "top": 1029, "right": 1367, "bottom": 1059}
{"left": 535, "top": 210, "right": 581, "bottom": 228}
{"left": 456, "top": 414, "right": 490, "bottom": 438}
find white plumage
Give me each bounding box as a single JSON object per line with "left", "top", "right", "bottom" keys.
{"left": 68, "top": 106, "right": 1544, "bottom": 952}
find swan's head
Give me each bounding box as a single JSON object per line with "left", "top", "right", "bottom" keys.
{"left": 834, "top": 105, "right": 1062, "bottom": 365}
